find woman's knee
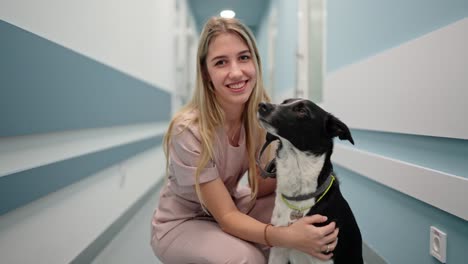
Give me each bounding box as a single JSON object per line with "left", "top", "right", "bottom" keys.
{"left": 160, "top": 241, "right": 266, "bottom": 264}
{"left": 151, "top": 220, "right": 266, "bottom": 264}
{"left": 220, "top": 242, "right": 266, "bottom": 264}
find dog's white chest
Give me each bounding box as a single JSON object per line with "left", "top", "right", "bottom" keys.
{"left": 272, "top": 146, "right": 325, "bottom": 225}
{"left": 270, "top": 195, "right": 333, "bottom": 264}
{"left": 271, "top": 196, "right": 310, "bottom": 226}
{"left": 268, "top": 145, "right": 332, "bottom": 264}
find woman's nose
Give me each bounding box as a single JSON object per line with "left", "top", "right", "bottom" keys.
{"left": 228, "top": 62, "right": 242, "bottom": 78}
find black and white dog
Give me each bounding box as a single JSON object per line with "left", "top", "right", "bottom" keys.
{"left": 257, "top": 98, "right": 363, "bottom": 264}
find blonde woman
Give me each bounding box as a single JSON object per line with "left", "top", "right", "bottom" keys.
{"left": 151, "top": 17, "right": 338, "bottom": 263}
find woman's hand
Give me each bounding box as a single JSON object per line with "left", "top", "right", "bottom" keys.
{"left": 285, "top": 215, "right": 339, "bottom": 260}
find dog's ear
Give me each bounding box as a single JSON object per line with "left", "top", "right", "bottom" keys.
{"left": 325, "top": 114, "right": 354, "bottom": 145}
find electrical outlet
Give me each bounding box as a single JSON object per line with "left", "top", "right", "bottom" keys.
{"left": 430, "top": 226, "right": 447, "bottom": 263}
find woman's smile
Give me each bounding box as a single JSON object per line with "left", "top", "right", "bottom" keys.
{"left": 227, "top": 80, "right": 248, "bottom": 93}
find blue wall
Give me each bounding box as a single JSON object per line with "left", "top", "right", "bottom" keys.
{"left": 327, "top": 0, "right": 468, "bottom": 73}
{"left": 348, "top": 129, "right": 468, "bottom": 179}
{"left": 273, "top": 0, "right": 298, "bottom": 94}
{"left": 0, "top": 20, "right": 170, "bottom": 137}
{"left": 0, "top": 20, "right": 171, "bottom": 215}
{"left": 255, "top": 0, "right": 298, "bottom": 97}
{"left": 257, "top": 1, "right": 468, "bottom": 263}
{"left": 327, "top": 0, "right": 468, "bottom": 263}
{"left": 338, "top": 165, "right": 468, "bottom": 264}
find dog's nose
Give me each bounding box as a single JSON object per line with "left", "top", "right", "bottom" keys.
{"left": 258, "top": 102, "right": 271, "bottom": 114}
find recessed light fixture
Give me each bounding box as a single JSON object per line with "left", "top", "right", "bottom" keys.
{"left": 220, "top": 9, "right": 235, "bottom": 18}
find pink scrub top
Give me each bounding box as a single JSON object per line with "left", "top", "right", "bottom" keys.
{"left": 152, "top": 111, "right": 254, "bottom": 241}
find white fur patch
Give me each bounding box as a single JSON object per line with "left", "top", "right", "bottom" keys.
{"left": 268, "top": 137, "right": 333, "bottom": 264}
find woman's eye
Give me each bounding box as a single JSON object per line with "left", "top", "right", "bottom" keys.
{"left": 240, "top": 55, "right": 250, "bottom": 61}
{"left": 215, "top": 60, "right": 226, "bottom": 66}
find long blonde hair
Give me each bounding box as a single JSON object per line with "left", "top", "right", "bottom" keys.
{"left": 163, "top": 17, "right": 271, "bottom": 208}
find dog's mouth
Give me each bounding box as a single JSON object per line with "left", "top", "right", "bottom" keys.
{"left": 257, "top": 113, "right": 271, "bottom": 128}
{"left": 257, "top": 102, "right": 282, "bottom": 137}
{"left": 257, "top": 116, "right": 278, "bottom": 137}
{"left": 257, "top": 114, "right": 268, "bottom": 126}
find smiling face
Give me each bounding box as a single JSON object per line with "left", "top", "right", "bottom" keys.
{"left": 205, "top": 32, "right": 256, "bottom": 112}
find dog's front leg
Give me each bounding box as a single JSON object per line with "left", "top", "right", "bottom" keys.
{"left": 268, "top": 247, "right": 289, "bottom": 264}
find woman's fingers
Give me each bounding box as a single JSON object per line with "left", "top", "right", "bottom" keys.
{"left": 316, "top": 220, "right": 336, "bottom": 237}
{"left": 295, "top": 215, "right": 340, "bottom": 259}
{"left": 330, "top": 237, "right": 338, "bottom": 251}
{"left": 321, "top": 236, "right": 338, "bottom": 252}
{"left": 322, "top": 227, "right": 339, "bottom": 245}
{"left": 301, "top": 214, "right": 328, "bottom": 224}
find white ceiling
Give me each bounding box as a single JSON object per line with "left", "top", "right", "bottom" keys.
{"left": 188, "top": 0, "right": 270, "bottom": 35}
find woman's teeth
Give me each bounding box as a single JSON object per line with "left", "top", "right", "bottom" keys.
{"left": 228, "top": 81, "right": 246, "bottom": 89}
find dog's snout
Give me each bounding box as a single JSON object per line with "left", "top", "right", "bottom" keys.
{"left": 258, "top": 102, "right": 273, "bottom": 114}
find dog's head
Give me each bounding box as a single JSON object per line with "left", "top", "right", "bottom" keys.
{"left": 258, "top": 98, "right": 354, "bottom": 155}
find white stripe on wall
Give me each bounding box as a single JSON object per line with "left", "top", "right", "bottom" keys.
{"left": 0, "top": 146, "right": 166, "bottom": 264}
{"left": 333, "top": 144, "right": 468, "bottom": 221}
{"left": 0, "top": 0, "right": 178, "bottom": 90}
{"left": 322, "top": 18, "right": 468, "bottom": 140}
{"left": 0, "top": 122, "right": 167, "bottom": 178}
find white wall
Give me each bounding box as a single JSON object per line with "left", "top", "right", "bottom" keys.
{"left": 323, "top": 16, "right": 468, "bottom": 264}
{"left": 323, "top": 18, "right": 468, "bottom": 141}
{"left": 326, "top": 18, "right": 468, "bottom": 221}
{"left": 0, "top": 0, "right": 176, "bottom": 90}
{"left": 0, "top": 0, "right": 198, "bottom": 263}
{"left": 0, "top": 142, "right": 166, "bottom": 264}
{"left": 256, "top": 0, "right": 468, "bottom": 262}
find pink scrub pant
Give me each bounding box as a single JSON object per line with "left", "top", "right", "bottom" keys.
{"left": 151, "top": 193, "right": 275, "bottom": 264}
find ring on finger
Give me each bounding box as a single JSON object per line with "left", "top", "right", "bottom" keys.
{"left": 326, "top": 244, "right": 330, "bottom": 253}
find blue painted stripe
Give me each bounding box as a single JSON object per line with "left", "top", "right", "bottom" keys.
{"left": 327, "top": 0, "right": 468, "bottom": 72}
{"left": 0, "top": 20, "right": 171, "bottom": 137}
{"left": 337, "top": 129, "right": 468, "bottom": 179}
{"left": 336, "top": 165, "right": 468, "bottom": 264}
{"left": 0, "top": 135, "right": 163, "bottom": 216}
{"left": 274, "top": 0, "right": 298, "bottom": 94}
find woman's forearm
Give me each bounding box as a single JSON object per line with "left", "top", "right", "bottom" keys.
{"left": 257, "top": 176, "right": 276, "bottom": 197}
{"left": 219, "top": 210, "right": 290, "bottom": 247}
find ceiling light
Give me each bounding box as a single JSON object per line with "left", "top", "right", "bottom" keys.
{"left": 220, "top": 10, "right": 235, "bottom": 18}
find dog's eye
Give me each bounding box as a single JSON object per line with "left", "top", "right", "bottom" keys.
{"left": 294, "top": 105, "right": 307, "bottom": 116}
{"left": 293, "top": 103, "right": 303, "bottom": 110}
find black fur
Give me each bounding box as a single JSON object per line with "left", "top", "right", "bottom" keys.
{"left": 258, "top": 98, "right": 363, "bottom": 264}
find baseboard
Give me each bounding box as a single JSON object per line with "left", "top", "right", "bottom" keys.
{"left": 71, "top": 179, "right": 164, "bottom": 264}
{"left": 363, "top": 241, "right": 387, "bottom": 264}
